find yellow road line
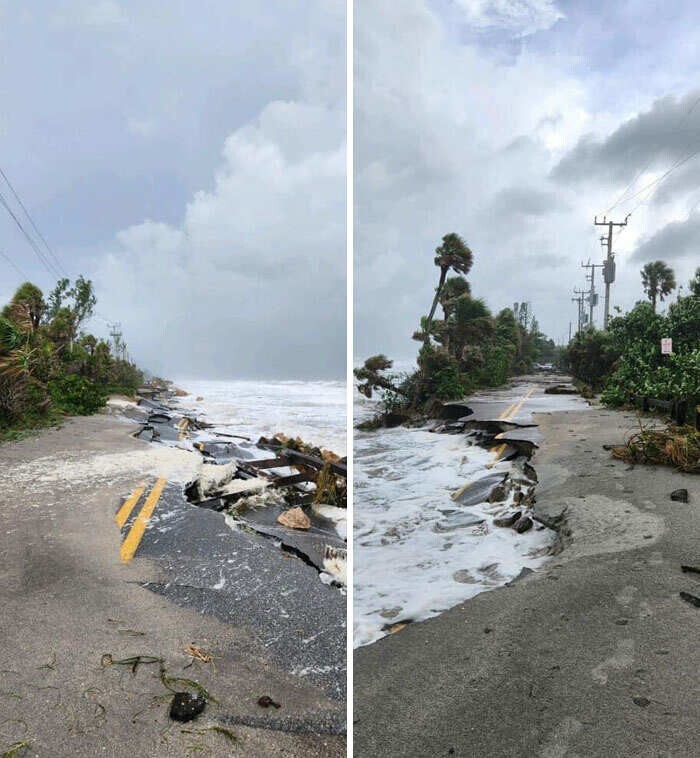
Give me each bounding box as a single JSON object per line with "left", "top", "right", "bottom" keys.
{"left": 452, "top": 389, "right": 533, "bottom": 498}
{"left": 115, "top": 485, "right": 146, "bottom": 528}
{"left": 119, "top": 477, "right": 167, "bottom": 563}
{"left": 487, "top": 387, "right": 536, "bottom": 466}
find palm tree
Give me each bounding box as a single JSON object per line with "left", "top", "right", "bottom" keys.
{"left": 689, "top": 267, "right": 700, "bottom": 297}
{"left": 423, "top": 233, "right": 473, "bottom": 345}
{"left": 641, "top": 261, "right": 676, "bottom": 312}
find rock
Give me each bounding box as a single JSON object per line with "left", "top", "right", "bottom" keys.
{"left": 196, "top": 395, "right": 204, "bottom": 401}
{"left": 493, "top": 511, "right": 521, "bottom": 528}
{"left": 169, "top": 692, "right": 206, "bottom": 722}
{"left": 513, "top": 516, "right": 533, "bottom": 534}
{"left": 632, "top": 696, "right": 651, "bottom": 708}
{"left": 680, "top": 591, "right": 700, "bottom": 608}
{"left": 277, "top": 507, "right": 311, "bottom": 530}
{"left": 488, "top": 483, "right": 508, "bottom": 503}
{"left": 258, "top": 695, "right": 281, "bottom": 709}
{"left": 670, "top": 489, "right": 689, "bottom": 503}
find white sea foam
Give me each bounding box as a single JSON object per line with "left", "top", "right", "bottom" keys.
{"left": 352, "top": 377, "right": 591, "bottom": 648}
{"left": 172, "top": 378, "right": 346, "bottom": 456}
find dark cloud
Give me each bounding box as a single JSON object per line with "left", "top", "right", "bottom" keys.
{"left": 552, "top": 89, "right": 700, "bottom": 186}
{"left": 632, "top": 212, "right": 700, "bottom": 263}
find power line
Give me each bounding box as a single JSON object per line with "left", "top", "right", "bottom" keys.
{"left": 0, "top": 248, "right": 28, "bottom": 279}
{"left": 0, "top": 166, "right": 69, "bottom": 277}
{"left": 0, "top": 188, "right": 61, "bottom": 279}
{"left": 605, "top": 91, "right": 700, "bottom": 214}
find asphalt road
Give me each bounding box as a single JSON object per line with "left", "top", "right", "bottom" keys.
{"left": 355, "top": 390, "right": 700, "bottom": 757}
{"left": 0, "top": 414, "right": 345, "bottom": 757}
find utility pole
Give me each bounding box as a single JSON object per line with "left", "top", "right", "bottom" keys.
{"left": 572, "top": 289, "right": 586, "bottom": 334}
{"left": 108, "top": 322, "right": 123, "bottom": 358}
{"left": 594, "top": 214, "right": 629, "bottom": 328}
{"left": 581, "top": 260, "right": 604, "bottom": 328}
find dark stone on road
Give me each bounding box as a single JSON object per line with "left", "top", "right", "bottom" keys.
{"left": 169, "top": 692, "right": 206, "bottom": 722}
{"left": 513, "top": 516, "right": 533, "bottom": 533}
{"left": 258, "top": 695, "right": 282, "bottom": 709}
{"left": 680, "top": 591, "right": 700, "bottom": 607}
{"left": 633, "top": 697, "right": 651, "bottom": 707}
{"left": 670, "top": 489, "right": 689, "bottom": 503}
{"left": 493, "top": 511, "right": 521, "bottom": 528}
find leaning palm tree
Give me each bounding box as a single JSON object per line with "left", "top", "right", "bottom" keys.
{"left": 423, "top": 233, "right": 473, "bottom": 345}
{"left": 641, "top": 260, "right": 676, "bottom": 313}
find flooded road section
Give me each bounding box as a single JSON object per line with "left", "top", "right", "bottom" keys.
{"left": 354, "top": 375, "right": 589, "bottom": 647}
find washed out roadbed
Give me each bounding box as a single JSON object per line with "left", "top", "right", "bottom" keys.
{"left": 0, "top": 414, "right": 344, "bottom": 757}
{"left": 354, "top": 403, "right": 700, "bottom": 758}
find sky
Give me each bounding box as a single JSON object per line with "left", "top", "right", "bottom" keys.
{"left": 0, "top": 0, "right": 345, "bottom": 379}
{"left": 355, "top": 0, "right": 700, "bottom": 361}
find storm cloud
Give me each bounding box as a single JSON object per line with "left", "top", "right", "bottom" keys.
{"left": 632, "top": 212, "right": 700, "bottom": 263}
{"left": 355, "top": 0, "right": 700, "bottom": 360}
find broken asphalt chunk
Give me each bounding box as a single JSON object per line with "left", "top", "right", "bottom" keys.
{"left": 670, "top": 489, "right": 689, "bottom": 503}
{"left": 513, "top": 516, "right": 533, "bottom": 534}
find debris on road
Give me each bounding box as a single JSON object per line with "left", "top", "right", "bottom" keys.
{"left": 611, "top": 425, "right": 700, "bottom": 473}
{"left": 169, "top": 692, "right": 207, "bottom": 722}
{"left": 184, "top": 645, "right": 213, "bottom": 665}
{"left": 257, "top": 695, "right": 281, "bottom": 709}
{"left": 671, "top": 488, "right": 689, "bottom": 503}
{"left": 277, "top": 506, "right": 311, "bottom": 530}
{"left": 679, "top": 591, "right": 700, "bottom": 608}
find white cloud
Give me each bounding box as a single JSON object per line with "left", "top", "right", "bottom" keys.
{"left": 95, "top": 100, "right": 345, "bottom": 378}
{"left": 455, "top": 0, "right": 563, "bottom": 37}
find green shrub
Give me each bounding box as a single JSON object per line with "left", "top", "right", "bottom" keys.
{"left": 48, "top": 374, "right": 107, "bottom": 415}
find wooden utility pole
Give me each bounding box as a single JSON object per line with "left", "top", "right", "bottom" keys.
{"left": 572, "top": 289, "right": 586, "bottom": 334}
{"left": 594, "top": 215, "right": 629, "bottom": 328}
{"left": 581, "top": 260, "right": 604, "bottom": 328}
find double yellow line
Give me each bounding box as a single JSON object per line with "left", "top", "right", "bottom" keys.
{"left": 488, "top": 387, "right": 535, "bottom": 464}
{"left": 115, "top": 477, "right": 167, "bottom": 562}
{"left": 452, "top": 387, "right": 536, "bottom": 499}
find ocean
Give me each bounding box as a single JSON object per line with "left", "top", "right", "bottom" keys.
{"left": 172, "top": 378, "right": 347, "bottom": 456}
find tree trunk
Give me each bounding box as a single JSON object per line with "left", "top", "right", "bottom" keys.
{"left": 423, "top": 266, "right": 448, "bottom": 346}
{"left": 652, "top": 291, "right": 657, "bottom": 313}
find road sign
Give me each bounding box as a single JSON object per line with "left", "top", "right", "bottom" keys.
{"left": 661, "top": 337, "right": 673, "bottom": 355}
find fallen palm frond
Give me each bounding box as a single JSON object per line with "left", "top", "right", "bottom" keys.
{"left": 611, "top": 425, "right": 700, "bottom": 473}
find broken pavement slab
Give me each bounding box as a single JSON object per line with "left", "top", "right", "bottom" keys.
{"left": 122, "top": 479, "right": 346, "bottom": 700}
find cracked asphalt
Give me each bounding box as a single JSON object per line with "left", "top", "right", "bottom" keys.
{"left": 0, "top": 414, "right": 345, "bottom": 757}
{"left": 354, "top": 396, "right": 700, "bottom": 757}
